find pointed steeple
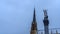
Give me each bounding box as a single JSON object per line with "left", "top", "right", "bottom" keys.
{"left": 33, "top": 8, "right": 36, "bottom": 22}
{"left": 31, "top": 8, "right": 37, "bottom": 30}
{"left": 30, "top": 8, "right": 37, "bottom": 34}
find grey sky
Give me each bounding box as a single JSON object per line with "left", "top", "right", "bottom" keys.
{"left": 0, "top": 0, "right": 60, "bottom": 34}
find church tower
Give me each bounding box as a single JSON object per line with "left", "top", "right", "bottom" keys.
{"left": 30, "top": 8, "right": 37, "bottom": 34}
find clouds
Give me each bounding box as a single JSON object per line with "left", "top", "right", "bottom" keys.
{"left": 0, "top": 0, "right": 34, "bottom": 34}
{"left": 0, "top": 0, "right": 60, "bottom": 34}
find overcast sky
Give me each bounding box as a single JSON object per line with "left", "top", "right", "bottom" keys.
{"left": 0, "top": 0, "right": 60, "bottom": 34}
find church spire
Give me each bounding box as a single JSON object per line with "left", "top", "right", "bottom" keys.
{"left": 31, "top": 8, "right": 37, "bottom": 30}
{"left": 33, "top": 8, "right": 36, "bottom": 22}
{"left": 30, "top": 8, "right": 37, "bottom": 34}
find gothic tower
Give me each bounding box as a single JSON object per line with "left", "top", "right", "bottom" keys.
{"left": 30, "top": 8, "right": 37, "bottom": 34}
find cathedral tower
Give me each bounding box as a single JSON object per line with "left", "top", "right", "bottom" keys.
{"left": 30, "top": 8, "right": 37, "bottom": 34}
